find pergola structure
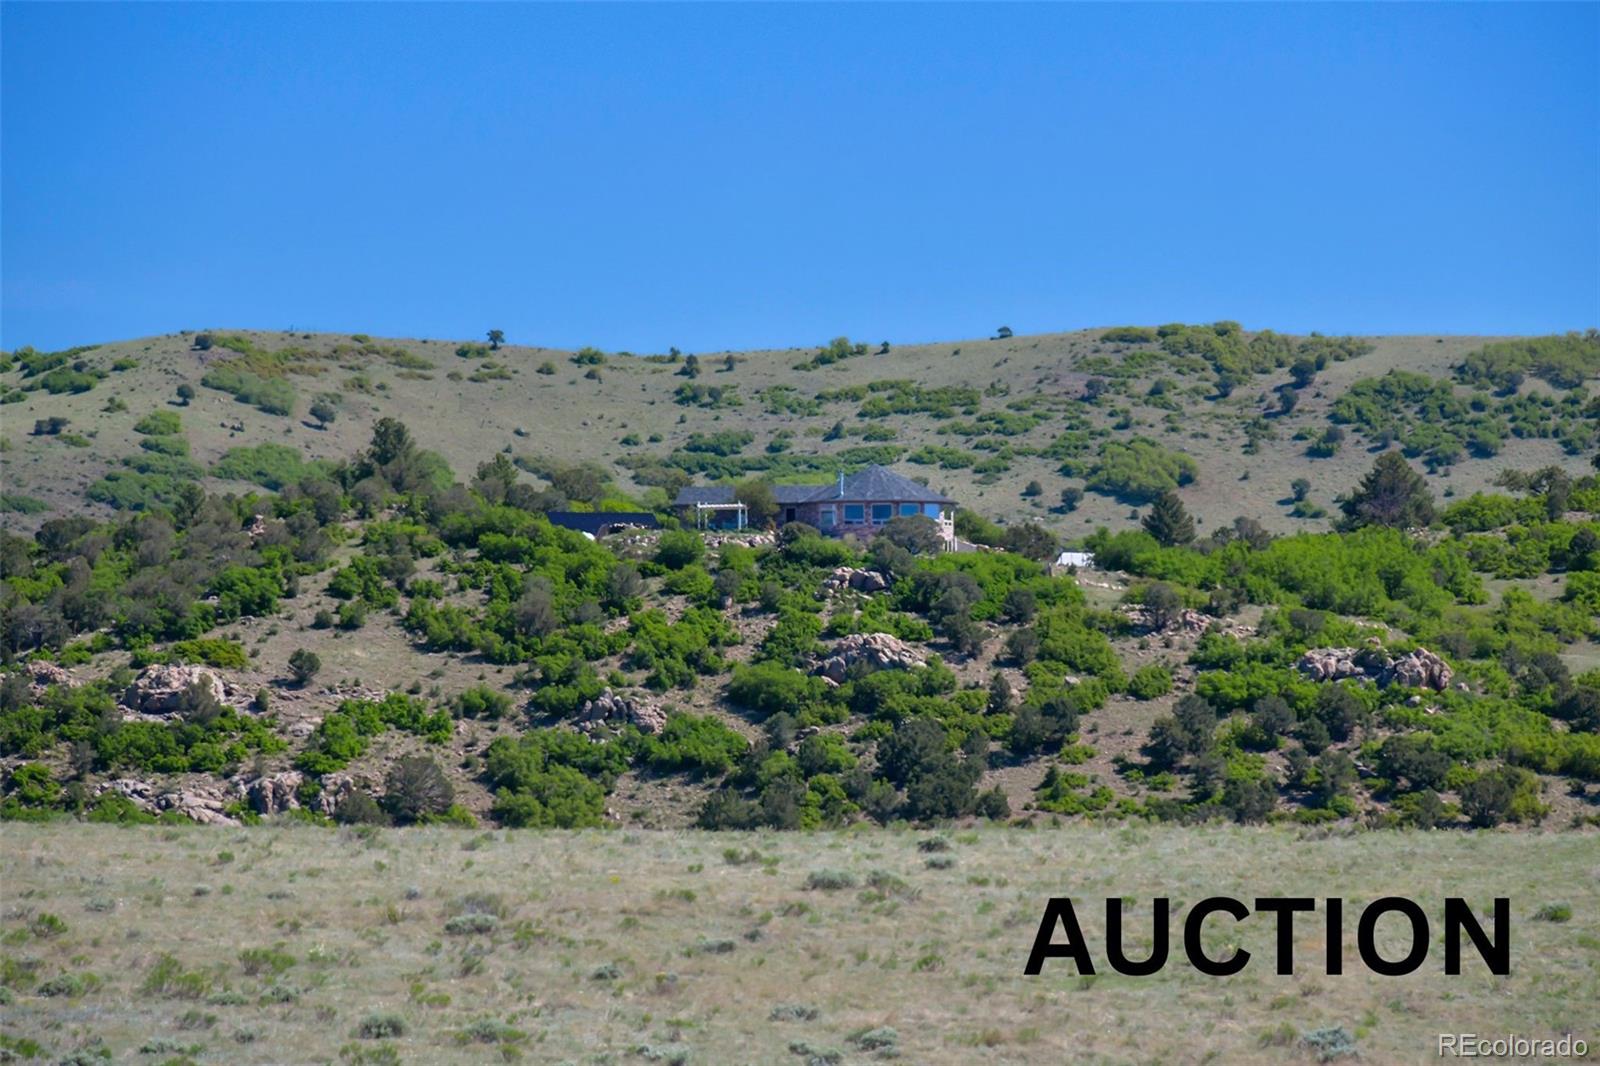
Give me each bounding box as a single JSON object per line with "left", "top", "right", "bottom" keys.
{"left": 691, "top": 501, "right": 747, "bottom": 530}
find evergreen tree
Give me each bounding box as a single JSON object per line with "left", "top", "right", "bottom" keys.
{"left": 1340, "top": 451, "right": 1436, "bottom": 529}
{"left": 1141, "top": 490, "right": 1195, "bottom": 546}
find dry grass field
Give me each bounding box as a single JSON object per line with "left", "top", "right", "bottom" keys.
{"left": 4, "top": 824, "right": 1597, "bottom": 1065}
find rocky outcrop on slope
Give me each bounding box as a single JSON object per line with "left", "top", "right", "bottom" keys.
{"left": 812, "top": 632, "right": 926, "bottom": 685}
{"left": 1296, "top": 643, "right": 1454, "bottom": 691}
{"left": 123, "top": 663, "right": 231, "bottom": 714}
{"left": 574, "top": 689, "right": 669, "bottom": 736}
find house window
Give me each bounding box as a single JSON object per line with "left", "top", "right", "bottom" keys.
{"left": 899, "top": 503, "right": 920, "bottom": 517}
{"left": 818, "top": 506, "right": 836, "bottom": 528}
{"left": 923, "top": 503, "right": 942, "bottom": 519}
{"left": 844, "top": 504, "right": 865, "bottom": 523}
{"left": 871, "top": 503, "right": 892, "bottom": 524}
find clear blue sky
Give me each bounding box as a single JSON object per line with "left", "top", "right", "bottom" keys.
{"left": 3, "top": 3, "right": 1596, "bottom": 353}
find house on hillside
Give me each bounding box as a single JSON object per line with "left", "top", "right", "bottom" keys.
{"left": 673, "top": 465, "right": 957, "bottom": 549}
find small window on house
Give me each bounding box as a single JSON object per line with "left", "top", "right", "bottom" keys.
{"left": 818, "top": 506, "right": 836, "bottom": 528}
{"left": 923, "top": 503, "right": 942, "bottom": 518}
{"left": 871, "top": 503, "right": 892, "bottom": 523}
{"left": 899, "top": 503, "right": 919, "bottom": 517}
{"left": 844, "top": 504, "right": 865, "bottom": 523}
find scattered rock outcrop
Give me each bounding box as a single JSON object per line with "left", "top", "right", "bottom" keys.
{"left": 312, "top": 773, "right": 366, "bottom": 816}
{"left": 1, "top": 660, "right": 79, "bottom": 698}
{"left": 238, "top": 770, "right": 305, "bottom": 816}
{"left": 123, "top": 663, "right": 229, "bottom": 714}
{"left": 812, "top": 632, "right": 926, "bottom": 685}
{"left": 1297, "top": 643, "right": 1453, "bottom": 691}
{"left": 817, "top": 567, "right": 890, "bottom": 598}
{"left": 575, "top": 689, "right": 668, "bottom": 736}
{"left": 95, "top": 779, "right": 239, "bottom": 826}
{"left": 1120, "top": 605, "right": 1212, "bottom": 636}
{"left": 161, "top": 788, "right": 235, "bottom": 826}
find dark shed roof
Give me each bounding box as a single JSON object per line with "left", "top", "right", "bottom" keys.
{"left": 545, "top": 511, "right": 660, "bottom": 535}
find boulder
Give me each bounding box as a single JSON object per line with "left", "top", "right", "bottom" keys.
{"left": 849, "top": 570, "right": 889, "bottom": 593}
{"left": 239, "top": 771, "right": 304, "bottom": 815}
{"left": 124, "top": 664, "right": 228, "bottom": 714}
{"left": 812, "top": 632, "right": 926, "bottom": 685}
{"left": 1386, "top": 648, "right": 1453, "bottom": 690}
{"left": 575, "top": 688, "right": 668, "bottom": 736}
{"left": 314, "top": 773, "right": 365, "bottom": 816}
{"left": 817, "top": 567, "right": 889, "bottom": 598}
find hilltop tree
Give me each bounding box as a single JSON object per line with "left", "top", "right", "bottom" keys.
{"left": 487, "top": 329, "right": 505, "bottom": 350}
{"left": 995, "top": 326, "right": 1013, "bottom": 339}
{"left": 680, "top": 354, "right": 701, "bottom": 378}
{"left": 1340, "top": 451, "right": 1436, "bottom": 530}
{"left": 1141, "top": 491, "right": 1195, "bottom": 546}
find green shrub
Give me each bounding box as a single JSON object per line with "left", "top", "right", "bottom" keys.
{"left": 644, "top": 714, "right": 749, "bottom": 776}
{"left": 1532, "top": 902, "right": 1572, "bottom": 923}
{"left": 1082, "top": 439, "right": 1198, "bottom": 502}
{"left": 202, "top": 365, "right": 295, "bottom": 415}
{"left": 171, "top": 638, "right": 249, "bottom": 670}
{"left": 357, "top": 1013, "right": 407, "bottom": 1039}
{"left": 803, "top": 870, "right": 857, "bottom": 891}
{"left": 455, "top": 685, "right": 513, "bottom": 719}
{"left": 1127, "top": 664, "right": 1173, "bottom": 699}
{"left": 212, "top": 443, "right": 325, "bottom": 490}
{"left": 654, "top": 530, "right": 704, "bottom": 570}
{"left": 727, "top": 663, "right": 827, "bottom": 719}
{"left": 134, "top": 411, "right": 182, "bottom": 436}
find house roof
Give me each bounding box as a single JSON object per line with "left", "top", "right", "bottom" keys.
{"left": 837, "top": 465, "right": 954, "bottom": 504}
{"left": 673, "top": 485, "right": 738, "bottom": 506}
{"left": 672, "top": 465, "right": 954, "bottom": 508}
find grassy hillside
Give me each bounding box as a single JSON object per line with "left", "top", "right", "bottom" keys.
{"left": 3, "top": 326, "right": 1594, "bottom": 538}
{"left": 4, "top": 824, "right": 1597, "bottom": 1065}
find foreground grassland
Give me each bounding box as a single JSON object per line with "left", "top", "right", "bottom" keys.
{"left": 4, "top": 825, "right": 1597, "bottom": 1065}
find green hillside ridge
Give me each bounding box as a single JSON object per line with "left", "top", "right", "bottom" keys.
{"left": 1, "top": 323, "right": 1598, "bottom": 835}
